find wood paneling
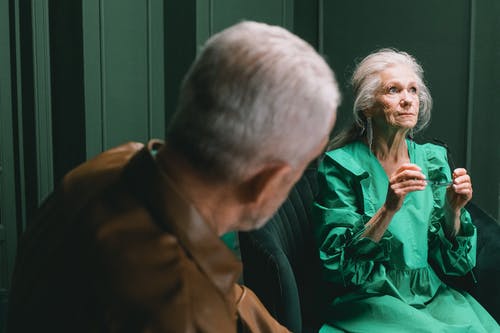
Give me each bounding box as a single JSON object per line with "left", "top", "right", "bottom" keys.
{"left": 196, "top": 0, "right": 294, "bottom": 46}
{"left": 32, "top": 0, "right": 54, "bottom": 203}
{"left": 468, "top": 0, "right": 500, "bottom": 220}
{"left": 83, "top": 0, "right": 165, "bottom": 158}
{"left": 0, "top": 0, "right": 17, "bottom": 294}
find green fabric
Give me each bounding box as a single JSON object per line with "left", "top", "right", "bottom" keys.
{"left": 221, "top": 231, "right": 240, "bottom": 259}
{"left": 313, "top": 140, "right": 499, "bottom": 332}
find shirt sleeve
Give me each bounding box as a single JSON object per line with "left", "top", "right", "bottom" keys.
{"left": 426, "top": 144, "right": 477, "bottom": 276}
{"left": 313, "top": 155, "right": 396, "bottom": 287}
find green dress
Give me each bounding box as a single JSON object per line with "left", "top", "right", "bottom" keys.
{"left": 313, "top": 139, "right": 499, "bottom": 333}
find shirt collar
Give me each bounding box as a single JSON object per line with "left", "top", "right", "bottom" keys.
{"left": 122, "top": 141, "right": 242, "bottom": 298}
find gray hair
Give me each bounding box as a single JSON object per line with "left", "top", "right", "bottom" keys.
{"left": 167, "top": 21, "right": 340, "bottom": 181}
{"left": 329, "top": 48, "right": 432, "bottom": 149}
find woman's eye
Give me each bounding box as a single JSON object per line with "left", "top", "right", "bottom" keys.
{"left": 409, "top": 86, "right": 418, "bottom": 94}
{"left": 388, "top": 86, "right": 398, "bottom": 94}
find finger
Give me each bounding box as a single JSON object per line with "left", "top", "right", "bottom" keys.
{"left": 391, "top": 180, "right": 427, "bottom": 192}
{"left": 453, "top": 174, "right": 471, "bottom": 185}
{"left": 392, "top": 185, "right": 427, "bottom": 195}
{"left": 452, "top": 168, "right": 468, "bottom": 178}
{"left": 452, "top": 183, "right": 473, "bottom": 194}
{"left": 391, "top": 170, "right": 426, "bottom": 183}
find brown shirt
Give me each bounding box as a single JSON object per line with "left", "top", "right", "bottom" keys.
{"left": 7, "top": 141, "right": 289, "bottom": 333}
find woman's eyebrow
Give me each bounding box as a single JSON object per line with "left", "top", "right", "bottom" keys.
{"left": 383, "top": 79, "right": 418, "bottom": 87}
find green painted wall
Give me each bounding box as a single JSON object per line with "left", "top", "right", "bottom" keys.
{"left": 468, "top": 0, "right": 500, "bottom": 222}
{"left": 83, "top": 0, "right": 166, "bottom": 159}
{"left": 0, "top": 1, "right": 18, "bottom": 327}
{"left": 323, "top": 0, "right": 471, "bottom": 162}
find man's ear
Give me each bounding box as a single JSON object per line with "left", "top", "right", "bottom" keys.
{"left": 238, "top": 162, "right": 292, "bottom": 206}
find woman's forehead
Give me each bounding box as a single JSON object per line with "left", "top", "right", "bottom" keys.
{"left": 379, "top": 64, "right": 418, "bottom": 84}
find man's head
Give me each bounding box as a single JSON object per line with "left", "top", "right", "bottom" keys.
{"left": 166, "top": 21, "right": 340, "bottom": 231}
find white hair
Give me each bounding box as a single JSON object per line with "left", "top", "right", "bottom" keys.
{"left": 167, "top": 21, "right": 340, "bottom": 181}
{"left": 352, "top": 48, "right": 432, "bottom": 132}
{"left": 329, "top": 48, "right": 432, "bottom": 149}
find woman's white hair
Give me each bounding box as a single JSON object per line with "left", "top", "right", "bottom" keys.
{"left": 329, "top": 48, "right": 432, "bottom": 149}
{"left": 352, "top": 48, "right": 432, "bottom": 132}
{"left": 167, "top": 21, "right": 340, "bottom": 181}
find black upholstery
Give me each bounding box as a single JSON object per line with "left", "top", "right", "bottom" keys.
{"left": 239, "top": 165, "right": 500, "bottom": 332}
{"left": 239, "top": 166, "right": 326, "bottom": 333}
{"left": 467, "top": 203, "right": 500, "bottom": 321}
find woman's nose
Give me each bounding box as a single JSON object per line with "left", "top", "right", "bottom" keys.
{"left": 400, "top": 90, "right": 412, "bottom": 105}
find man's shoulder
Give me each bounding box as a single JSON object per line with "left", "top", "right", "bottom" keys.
{"left": 62, "top": 142, "right": 144, "bottom": 194}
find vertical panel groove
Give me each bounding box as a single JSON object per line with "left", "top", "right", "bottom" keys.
{"left": 318, "top": 0, "right": 324, "bottom": 54}
{"left": 99, "top": 0, "right": 106, "bottom": 150}
{"left": 14, "top": 0, "right": 27, "bottom": 231}
{"left": 465, "top": 0, "right": 475, "bottom": 172}
{"left": 149, "top": 0, "right": 165, "bottom": 139}
{"left": 147, "top": 0, "right": 152, "bottom": 139}
{"left": 32, "top": 0, "right": 54, "bottom": 203}
{"left": 209, "top": 0, "right": 213, "bottom": 36}
{"left": 0, "top": 0, "right": 19, "bottom": 290}
{"left": 282, "top": 0, "right": 293, "bottom": 30}
{"left": 83, "top": 0, "right": 104, "bottom": 158}
{"left": 282, "top": 0, "right": 286, "bottom": 28}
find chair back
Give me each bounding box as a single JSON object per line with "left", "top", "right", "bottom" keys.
{"left": 239, "top": 166, "right": 326, "bottom": 333}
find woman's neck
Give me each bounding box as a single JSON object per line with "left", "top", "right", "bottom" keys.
{"left": 371, "top": 127, "right": 409, "bottom": 163}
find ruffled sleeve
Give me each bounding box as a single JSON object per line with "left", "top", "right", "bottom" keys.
{"left": 313, "top": 152, "right": 395, "bottom": 287}
{"left": 425, "top": 144, "right": 477, "bottom": 276}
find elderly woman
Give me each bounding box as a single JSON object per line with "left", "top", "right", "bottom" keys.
{"left": 313, "top": 49, "right": 499, "bottom": 332}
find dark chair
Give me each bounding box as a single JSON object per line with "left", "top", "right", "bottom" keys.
{"left": 239, "top": 165, "right": 500, "bottom": 332}
{"left": 239, "top": 166, "right": 326, "bottom": 333}
{"left": 467, "top": 203, "right": 500, "bottom": 321}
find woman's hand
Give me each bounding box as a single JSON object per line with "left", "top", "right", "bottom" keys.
{"left": 446, "top": 168, "right": 473, "bottom": 213}
{"left": 364, "top": 163, "right": 426, "bottom": 242}
{"left": 385, "top": 163, "right": 427, "bottom": 213}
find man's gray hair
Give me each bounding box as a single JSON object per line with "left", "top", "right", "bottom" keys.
{"left": 167, "top": 21, "right": 340, "bottom": 181}
{"left": 352, "top": 48, "right": 432, "bottom": 133}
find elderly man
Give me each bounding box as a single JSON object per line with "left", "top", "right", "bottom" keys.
{"left": 7, "top": 21, "right": 340, "bottom": 332}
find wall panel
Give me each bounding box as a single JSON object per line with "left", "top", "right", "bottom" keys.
{"left": 32, "top": 0, "right": 54, "bottom": 203}
{"left": 469, "top": 0, "right": 500, "bottom": 220}
{"left": 196, "top": 0, "right": 294, "bottom": 47}
{"left": 83, "top": 0, "right": 165, "bottom": 158}
{"left": 0, "top": 0, "right": 17, "bottom": 303}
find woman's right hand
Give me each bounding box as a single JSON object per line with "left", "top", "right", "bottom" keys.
{"left": 385, "top": 163, "right": 427, "bottom": 213}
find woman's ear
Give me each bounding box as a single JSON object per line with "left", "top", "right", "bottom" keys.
{"left": 362, "top": 108, "right": 374, "bottom": 118}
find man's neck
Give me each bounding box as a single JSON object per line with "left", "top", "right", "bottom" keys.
{"left": 155, "top": 144, "right": 238, "bottom": 236}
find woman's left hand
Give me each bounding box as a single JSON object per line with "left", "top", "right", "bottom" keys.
{"left": 446, "top": 168, "right": 473, "bottom": 213}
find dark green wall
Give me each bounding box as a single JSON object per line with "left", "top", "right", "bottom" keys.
{"left": 0, "top": 0, "right": 17, "bottom": 324}
{"left": 82, "top": 0, "right": 166, "bottom": 159}
{"left": 468, "top": 0, "right": 500, "bottom": 223}
{"left": 323, "top": 0, "right": 471, "bottom": 162}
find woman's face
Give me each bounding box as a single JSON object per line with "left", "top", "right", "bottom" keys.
{"left": 369, "top": 64, "right": 420, "bottom": 131}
